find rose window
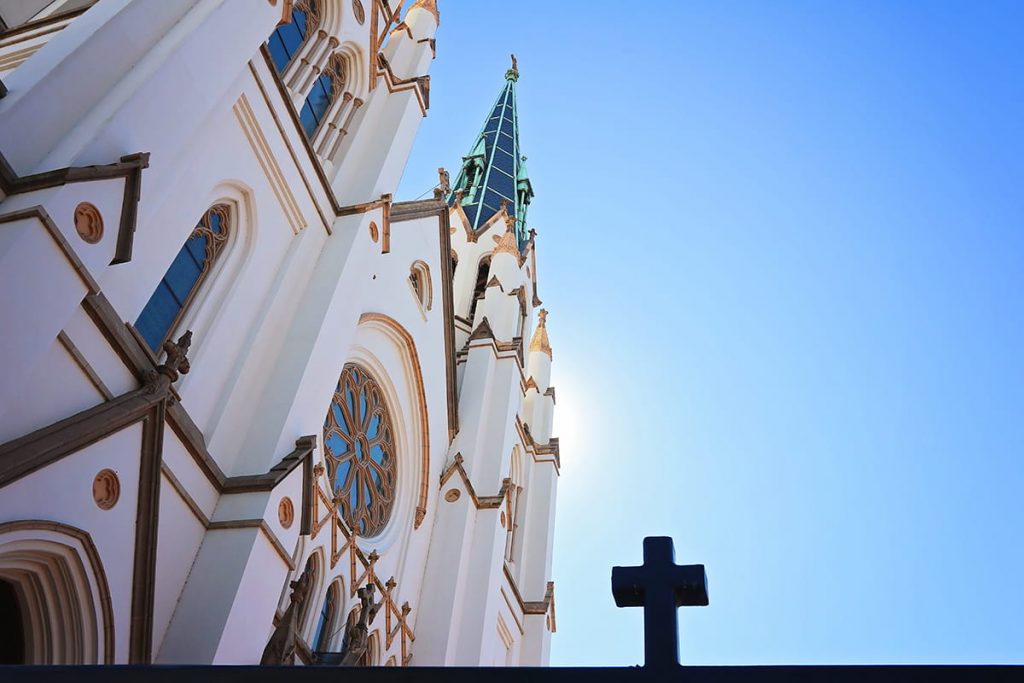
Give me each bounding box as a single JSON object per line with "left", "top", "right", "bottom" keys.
{"left": 323, "top": 364, "right": 397, "bottom": 536}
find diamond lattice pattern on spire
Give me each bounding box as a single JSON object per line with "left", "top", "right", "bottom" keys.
{"left": 449, "top": 57, "right": 533, "bottom": 246}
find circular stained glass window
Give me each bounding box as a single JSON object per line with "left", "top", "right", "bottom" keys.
{"left": 323, "top": 364, "right": 397, "bottom": 536}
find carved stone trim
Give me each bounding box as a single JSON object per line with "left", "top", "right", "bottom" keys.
{"left": 438, "top": 454, "right": 512, "bottom": 510}
{"left": 92, "top": 469, "right": 120, "bottom": 510}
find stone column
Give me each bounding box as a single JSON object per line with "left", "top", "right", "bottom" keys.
{"left": 313, "top": 91, "right": 353, "bottom": 156}
{"left": 327, "top": 98, "right": 365, "bottom": 160}
{"left": 283, "top": 30, "right": 327, "bottom": 90}
{"left": 295, "top": 38, "right": 339, "bottom": 104}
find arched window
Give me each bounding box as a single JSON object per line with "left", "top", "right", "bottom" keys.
{"left": 409, "top": 260, "right": 432, "bottom": 312}
{"left": 267, "top": 0, "right": 319, "bottom": 73}
{"left": 468, "top": 256, "right": 491, "bottom": 323}
{"left": 300, "top": 55, "right": 345, "bottom": 138}
{"left": 312, "top": 581, "right": 340, "bottom": 655}
{"left": 135, "top": 205, "right": 230, "bottom": 351}
{"left": 295, "top": 554, "right": 320, "bottom": 637}
{"left": 505, "top": 449, "right": 524, "bottom": 562}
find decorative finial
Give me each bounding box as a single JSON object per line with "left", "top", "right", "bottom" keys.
{"left": 529, "top": 309, "right": 552, "bottom": 357}
{"left": 434, "top": 166, "right": 451, "bottom": 200}
{"left": 157, "top": 330, "right": 192, "bottom": 383}
{"left": 492, "top": 213, "right": 520, "bottom": 261}
{"left": 506, "top": 53, "right": 519, "bottom": 82}
{"left": 410, "top": 0, "right": 440, "bottom": 24}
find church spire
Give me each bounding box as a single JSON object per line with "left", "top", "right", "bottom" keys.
{"left": 449, "top": 55, "right": 534, "bottom": 247}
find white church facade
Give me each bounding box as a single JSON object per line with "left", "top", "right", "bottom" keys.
{"left": 0, "top": 0, "right": 560, "bottom": 667}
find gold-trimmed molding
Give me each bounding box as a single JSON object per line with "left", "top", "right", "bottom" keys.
{"left": 439, "top": 454, "right": 512, "bottom": 510}
{"left": 502, "top": 563, "right": 556, "bottom": 631}
{"left": 248, "top": 57, "right": 334, "bottom": 232}
{"left": 499, "top": 587, "right": 525, "bottom": 635}
{"left": 232, "top": 93, "right": 307, "bottom": 234}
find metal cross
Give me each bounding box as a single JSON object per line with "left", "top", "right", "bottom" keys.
{"left": 611, "top": 536, "right": 709, "bottom": 668}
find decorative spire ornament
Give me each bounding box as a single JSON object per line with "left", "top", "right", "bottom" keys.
{"left": 410, "top": 0, "right": 440, "bottom": 24}
{"left": 529, "top": 309, "right": 552, "bottom": 358}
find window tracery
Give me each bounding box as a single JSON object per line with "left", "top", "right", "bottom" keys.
{"left": 135, "top": 205, "right": 230, "bottom": 351}
{"left": 312, "top": 581, "right": 341, "bottom": 655}
{"left": 300, "top": 53, "right": 346, "bottom": 138}
{"left": 267, "top": 0, "right": 320, "bottom": 73}
{"left": 323, "top": 364, "right": 397, "bottom": 537}
{"left": 409, "top": 261, "right": 432, "bottom": 312}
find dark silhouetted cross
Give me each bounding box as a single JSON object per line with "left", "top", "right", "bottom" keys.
{"left": 611, "top": 536, "right": 709, "bottom": 668}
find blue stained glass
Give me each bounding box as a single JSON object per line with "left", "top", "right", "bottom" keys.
{"left": 184, "top": 232, "right": 209, "bottom": 263}
{"left": 371, "top": 445, "right": 385, "bottom": 465}
{"left": 313, "top": 584, "right": 336, "bottom": 652}
{"left": 135, "top": 282, "right": 182, "bottom": 350}
{"left": 209, "top": 211, "right": 224, "bottom": 234}
{"left": 268, "top": 34, "right": 291, "bottom": 73}
{"left": 162, "top": 248, "right": 203, "bottom": 303}
{"left": 359, "top": 394, "right": 368, "bottom": 424}
{"left": 325, "top": 432, "right": 347, "bottom": 457}
{"left": 345, "top": 390, "right": 355, "bottom": 424}
{"left": 300, "top": 73, "right": 333, "bottom": 137}
{"left": 330, "top": 403, "right": 346, "bottom": 431}
{"left": 366, "top": 414, "right": 381, "bottom": 438}
{"left": 334, "top": 459, "right": 351, "bottom": 490}
{"left": 135, "top": 210, "right": 227, "bottom": 351}
{"left": 299, "top": 102, "right": 319, "bottom": 138}
{"left": 268, "top": 8, "right": 309, "bottom": 73}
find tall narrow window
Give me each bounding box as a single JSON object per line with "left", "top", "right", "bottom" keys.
{"left": 267, "top": 0, "right": 319, "bottom": 73}
{"left": 300, "top": 55, "right": 345, "bottom": 138}
{"left": 313, "top": 582, "right": 339, "bottom": 654}
{"left": 135, "top": 205, "right": 230, "bottom": 351}
{"left": 468, "top": 256, "right": 490, "bottom": 323}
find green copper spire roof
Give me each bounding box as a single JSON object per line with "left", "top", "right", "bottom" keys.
{"left": 449, "top": 55, "right": 534, "bottom": 247}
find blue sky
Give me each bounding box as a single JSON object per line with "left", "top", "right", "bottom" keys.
{"left": 397, "top": 1, "right": 1024, "bottom": 666}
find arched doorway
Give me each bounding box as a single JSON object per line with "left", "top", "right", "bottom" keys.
{"left": 0, "top": 521, "right": 114, "bottom": 664}
{"left": 0, "top": 579, "right": 26, "bottom": 664}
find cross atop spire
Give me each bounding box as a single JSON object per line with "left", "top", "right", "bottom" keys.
{"left": 449, "top": 57, "right": 534, "bottom": 248}
{"left": 507, "top": 53, "right": 519, "bottom": 82}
